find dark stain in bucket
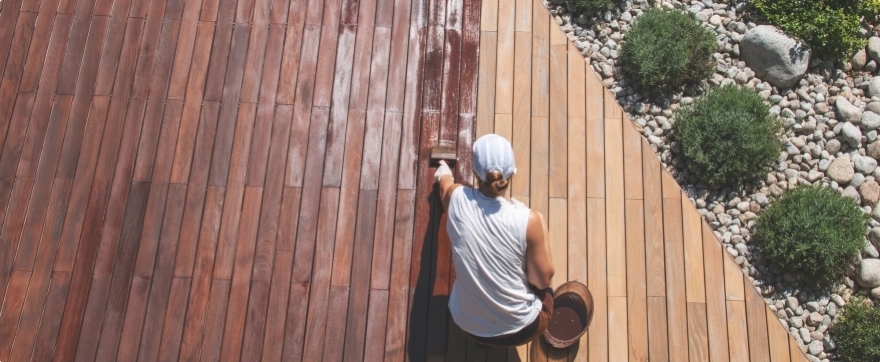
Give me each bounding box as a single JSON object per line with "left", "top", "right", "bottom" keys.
{"left": 547, "top": 293, "right": 588, "bottom": 341}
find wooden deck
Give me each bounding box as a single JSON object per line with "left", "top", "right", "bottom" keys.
{"left": 0, "top": 0, "right": 812, "bottom": 359}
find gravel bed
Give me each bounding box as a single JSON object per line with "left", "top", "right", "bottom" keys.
{"left": 542, "top": 0, "right": 880, "bottom": 360}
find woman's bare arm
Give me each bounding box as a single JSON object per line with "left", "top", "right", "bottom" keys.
{"left": 525, "top": 210, "right": 554, "bottom": 289}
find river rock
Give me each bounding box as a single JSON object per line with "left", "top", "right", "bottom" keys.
{"left": 856, "top": 258, "right": 880, "bottom": 288}
{"left": 852, "top": 48, "right": 868, "bottom": 69}
{"left": 869, "top": 37, "right": 880, "bottom": 63}
{"left": 870, "top": 76, "right": 880, "bottom": 98}
{"left": 841, "top": 122, "right": 863, "bottom": 147}
{"left": 862, "top": 111, "right": 880, "bottom": 130}
{"left": 837, "top": 97, "right": 863, "bottom": 123}
{"left": 853, "top": 154, "right": 878, "bottom": 174}
{"left": 827, "top": 157, "right": 855, "bottom": 183}
{"left": 740, "top": 26, "right": 811, "bottom": 89}
{"left": 860, "top": 180, "right": 880, "bottom": 205}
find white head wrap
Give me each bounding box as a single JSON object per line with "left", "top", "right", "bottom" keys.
{"left": 472, "top": 134, "right": 516, "bottom": 181}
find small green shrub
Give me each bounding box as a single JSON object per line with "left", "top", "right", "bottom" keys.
{"left": 831, "top": 297, "right": 880, "bottom": 361}
{"left": 861, "top": 0, "right": 880, "bottom": 22}
{"left": 619, "top": 8, "right": 717, "bottom": 90}
{"left": 672, "top": 84, "right": 783, "bottom": 186}
{"left": 569, "top": 0, "right": 615, "bottom": 12}
{"left": 754, "top": 186, "right": 868, "bottom": 285}
{"left": 750, "top": 0, "right": 870, "bottom": 61}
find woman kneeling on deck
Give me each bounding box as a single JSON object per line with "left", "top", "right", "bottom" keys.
{"left": 434, "top": 134, "right": 556, "bottom": 347}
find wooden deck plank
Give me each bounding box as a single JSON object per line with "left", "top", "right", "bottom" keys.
{"left": 727, "top": 300, "right": 750, "bottom": 362}
{"left": 663, "top": 195, "right": 689, "bottom": 362}
{"left": 300, "top": 187, "right": 341, "bottom": 361}
{"left": 214, "top": 103, "right": 255, "bottom": 279}
{"left": 168, "top": 22, "right": 215, "bottom": 183}
{"left": 136, "top": 184, "right": 187, "bottom": 362}
{"left": 219, "top": 188, "right": 264, "bottom": 362}
{"left": 322, "top": 24, "right": 357, "bottom": 187}
{"left": 625, "top": 199, "right": 649, "bottom": 362}
{"left": 249, "top": 105, "right": 292, "bottom": 283}
{"left": 93, "top": 182, "right": 151, "bottom": 361}
{"left": 767, "top": 308, "right": 791, "bottom": 362}
{"left": 585, "top": 73, "right": 604, "bottom": 199}
{"left": 530, "top": 115, "right": 549, "bottom": 217}
{"left": 29, "top": 271, "right": 70, "bottom": 361}
{"left": 330, "top": 109, "right": 365, "bottom": 287}
{"left": 198, "top": 278, "right": 232, "bottom": 362}
{"left": 587, "top": 198, "right": 607, "bottom": 362}
{"left": 703, "top": 223, "right": 731, "bottom": 362}
{"left": 475, "top": 31, "right": 496, "bottom": 138}
{"left": 688, "top": 302, "right": 711, "bottom": 362}
{"left": 605, "top": 113, "right": 625, "bottom": 298}
{"left": 323, "top": 285, "right": 352, "bottom": 362}
{"left": 202, "top": 0, "right": 238, "bottom": 101}
{"left": 683, "top": 197, "right": 707, "bottom": 305}
{"left": 0, "top": 177, "right": 32, "bottom": 330}
{"left": 0, "top": 271, "right": 32, "bottom": 361}
{"left": 17, "top": 14, "right": 72, "bottom": 170}
{"left": 567, "top": 113, "right": 586, "bottom": 283}
{"left": 548, "top": 42, "right": 566, "bottom": 198}
{"left": 383, "top": 189, "right": 415, "bottom": 362}
{"left": 132, "top": 22, "right": 182, "bottom": 182}
{"left": 510, "top": 31, "right": 531, "bottom": 197}
{"left": 385, "top": 0, "right": 413, "bottom": 113}
{"left": 207, "top": 25, "right": 252, "bottom": 187}
{"left": 342, "top": 191, "right": 378, "bottom": 361}
{"left": 52, "top": 180, "right": 110, "bottom": 362}
{"left": 371, "top": 111, "right": 403, "bottom": 288}
{"left": 745, "top": 279, "right": 771, "bottom": 362}
{"left": 129, "top": 0, "right": 169, "bottom": 98}
{"left": 55, "top": 0, "right": 103, "bottom": 95}
{"left": 57, "top": 87, "right": 109, "bottom": 179}
{"left": 790, "top": 336, "right": 807, "bottom": 362}
{"left": 608, "top": 296, "right": 630, "bottom": 362}
{"left": 345, "top": 0, "right": 376, "bottom": 111}
{"left": 530, "top": 0, "right": 548, "bottom": 118}
{"left": 260, "top": 250, "right": 293, "bottom": 361}
{"left": 91, "top": 99, "right": 147, "bottom": 273}
{"left": 275, "top": 0, "right": 308, "bottom": 104}
{"left": 5, "top": 179, "right": 71, "bottom": 362}
{"left": 724, "top": 243, "right": 745, "bottom": 301}
{"left": 238, "top": 0, "right": 271, "bottom": 103}
{"left": 439, "top": 0, "right": 464, "bottom": 145}
{"left": 550, "top": 197, "right": 567, "bottom": 289}
{"left": 156, "top": 277, "right": 192, "bottom": 361}
{"left": 172, "top": 102, "right": 220, "bottom": 277}
{"left": 647, "top": 296, "right": 670, "bottom": 362}
{"left": 0, "top": 11, "right": 35, "bottom": 135}
{"left": 12, "top": 96, "right": 73, "bottom": 271}
{"left": 312, "top": 0, "right": 343, "bottom": 108}
{"left": 494, "top": 0, "right": 514, "bottom": 115}
{"left": 177, "top": 186, "right": 225, "bottom": 361}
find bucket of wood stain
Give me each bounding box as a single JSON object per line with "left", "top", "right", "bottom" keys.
{"left": 543, "top": 281, "right": 593, "bottom": 349}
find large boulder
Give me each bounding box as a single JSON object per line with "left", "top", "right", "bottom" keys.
{"left": 827, "top": 157, "right": 855, "bottom": 184}
{"left": 740, "top": 26, "right": 811, "bottom": 89}
{"left": 856, "top": 258, "right": 880, "bottom": 288}
{"left": 868, "top": 37, "right": 880, "bottom": 63}
{"left": 837, "top": 97, "right": 863, "bottom": 123}
{"left": 869, "top": 76, "right": 880, "bottom": 98}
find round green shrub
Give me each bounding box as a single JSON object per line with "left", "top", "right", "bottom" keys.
{"left": 569, "top": 0, "right": 615, "bottom": 12}
{"left": 672, "top": 84, "right": 783, "bottom": 186}
{"left": 753, "top": 186, "right": 868, "bottom": 285}
{"left": 618, "top": 8, "right": 717, "bottom": 90}
{"left": 830, "top": 297, "right": 880, "bottom": 361}
{"left": 750, "top": 0, "right": 869, "bottom": 61}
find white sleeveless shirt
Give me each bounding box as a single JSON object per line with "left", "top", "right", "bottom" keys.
{"left": 446, "top": 187, "right": 541, "bottom": 337}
